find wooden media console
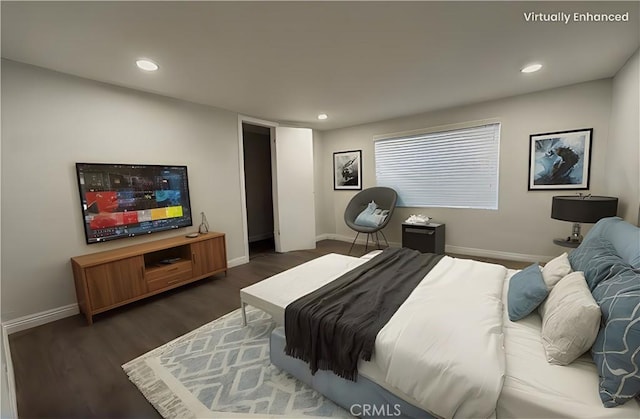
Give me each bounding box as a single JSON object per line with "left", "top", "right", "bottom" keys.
{"left": 71, "top": 232, "right": 227, "bottom": 324}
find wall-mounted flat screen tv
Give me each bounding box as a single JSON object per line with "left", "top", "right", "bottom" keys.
{"left": 75, "top": 163, "right": 193, "bottom": 244}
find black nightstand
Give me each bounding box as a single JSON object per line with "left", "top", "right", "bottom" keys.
{"left": 402, "top": 223, "right": 445, "bottom": 254}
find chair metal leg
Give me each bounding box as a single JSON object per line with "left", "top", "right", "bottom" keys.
{"left": 375, "top": 231, "right": 381, "bottom": 249}
{"left": 364, "top": 233, "right": 370, "bottom": 254}
{"left": 380, "top": 230, "right": 390, "bottom": 248}
{"left": 348, "top": 232, "right": 360, "bottom": 255}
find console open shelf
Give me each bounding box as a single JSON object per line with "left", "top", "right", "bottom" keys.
{"left": 143, "top": 245, "right": 192, "bottom": 269}
{"left": 71, "top": 232, "right": 227, "bottom": 324}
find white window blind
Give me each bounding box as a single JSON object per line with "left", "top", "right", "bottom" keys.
{"left": 374, "top": 123, "right": 500, "bottom": 209}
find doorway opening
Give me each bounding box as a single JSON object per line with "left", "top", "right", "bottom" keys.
{"left": 242, "top": 123, "right": 275, "bottom": 259}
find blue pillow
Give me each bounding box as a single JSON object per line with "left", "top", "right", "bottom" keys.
{"left": 568, "top": 237, "right": 627, "bottom": 291}
{"left": 355, "top": 212, "right": 380, "bottom": 228}
{"left": 582, "top": 217, "right": 640, "bottom": 268}
{"left": 591, "top": 267, "right": 640, "bottom": 407}
{"left": 508, "top": 263, "right": 549, "bottom": 321}
{"left": 604, "top": 218, "right": 640, "bottom": 268}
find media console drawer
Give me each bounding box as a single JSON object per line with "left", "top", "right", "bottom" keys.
{"left": 146, "top": 261, "right": 193, "bottom": 291}
{"left": 71, "top": 232, "right": 227, "bottom": 324}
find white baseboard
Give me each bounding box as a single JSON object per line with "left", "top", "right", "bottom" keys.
{"left": 315, "top": 233, "right": 332, "bottom": 242}
{"left": 324, "top": 234, "right": 551, "bottom": 263}
{"left": 1, "top": 325, "right": 18, "bottom": 418}
{"left": 324, "top": 233, "right": 401, "bottom": 248}
{"left": 4, "top": 257, "right": 248, "bottom": 335}
{"left": 445, "top": 245, "right": 554, "bottom": 263}
{"left": 3, "top": 304, "right": 80, "bottom": 335}
{"left": 228, "top": 255, "right": 249, "bottom": 268}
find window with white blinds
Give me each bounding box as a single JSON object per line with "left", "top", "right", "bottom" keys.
{"left": 374, "top": 123, "right": 500, "bottom": 209}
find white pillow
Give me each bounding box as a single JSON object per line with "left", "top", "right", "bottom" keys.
{"left": 541, "top": 252, "right": 572, "bottom": 290}
{"left": 538, "top": 271, "right": 601, "bottom": 365}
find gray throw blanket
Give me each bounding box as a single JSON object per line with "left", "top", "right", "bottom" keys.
{"left": 284, "top": 247, "right": 443, "bottom": 381}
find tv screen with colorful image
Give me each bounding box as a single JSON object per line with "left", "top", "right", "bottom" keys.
{"left": 75, "top": 163, "right": 193, "bottom": 244}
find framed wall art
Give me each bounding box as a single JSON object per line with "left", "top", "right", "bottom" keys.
{"left": 528, "top": 128, "right": 592, "bottom": 190}
{"left": 333, "top": 150, "right": 362, "bottom": 190}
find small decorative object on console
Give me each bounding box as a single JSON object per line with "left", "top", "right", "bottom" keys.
{"left": 199, "top": 211, "right": 209, "bottom": 234}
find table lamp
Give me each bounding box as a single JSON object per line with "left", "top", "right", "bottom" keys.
{"left": 551, "top": 195, "right": 618, "bottom": 245}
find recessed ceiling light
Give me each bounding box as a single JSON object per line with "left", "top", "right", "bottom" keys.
{"left": 521, "top": 63, "right": 543, "bottom": 73}
{"left": 136, "top": 59, "right": 159, "bottom": 72}
{"left": 317, "top": 113, "right": 328, "bottom": 120}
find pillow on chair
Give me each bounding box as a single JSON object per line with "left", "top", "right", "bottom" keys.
{"left": 354, "top": 201, "right": 389, "bottom": 228}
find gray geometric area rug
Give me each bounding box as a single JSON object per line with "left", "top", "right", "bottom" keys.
{"left": 123, "top": 307, "right": 350, "bottom": 418}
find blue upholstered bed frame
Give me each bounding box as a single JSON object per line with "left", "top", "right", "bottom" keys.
{"left": 270, "top": 327, "right": 435, "bottom": 419}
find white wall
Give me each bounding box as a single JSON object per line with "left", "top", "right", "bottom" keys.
{"left": 0, "top": 57, "right": 16, "bottom": 418}
{"left": 318, "top": 80, "right": 613, "bottom": 260}
{"left": 607, "top": 49, "right": 639, "bottom": 224}
{"left": 1, "top": 60, "right": 244, "bottom": 321}
{"left": 313, "top": 130, "right": 333, "bottom": 238}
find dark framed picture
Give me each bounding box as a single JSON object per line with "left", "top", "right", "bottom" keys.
{"left": 333, "top": 150, "right": 362, "bottom": 190}
{"left": 528, "top": 128, "right": 592, "bottom": 190}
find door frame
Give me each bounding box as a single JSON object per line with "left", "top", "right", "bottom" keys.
{"left": 237, "top": 115, "right": 279, "bottom": 259}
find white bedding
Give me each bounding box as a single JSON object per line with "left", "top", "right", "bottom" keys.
{"left": 498, "top": 270, "right": 640, "bottom": 418}
{"left": 241, "top": 252, "right": 640, "bottom": 418}
{"left": 371, "top": 256, "right": 506, "bottom": 418}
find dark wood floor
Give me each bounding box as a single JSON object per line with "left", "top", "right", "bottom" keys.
{"left": 9, "top": 240, "right": 530, "bottom": 418}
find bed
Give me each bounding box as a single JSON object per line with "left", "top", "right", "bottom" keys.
{"left": 239, "top": 217, "right": 640, "bottom": 418}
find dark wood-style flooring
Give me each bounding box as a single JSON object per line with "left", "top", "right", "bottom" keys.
{"left": 9, "top": 240, "right": 530, "bottom": 418}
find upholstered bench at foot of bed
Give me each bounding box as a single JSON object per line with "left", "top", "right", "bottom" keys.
{"left": 269, "top": 327, "right": 434, "bottom": 419}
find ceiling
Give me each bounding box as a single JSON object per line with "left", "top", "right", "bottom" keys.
{"left": 2, "top": 1, "right": 638, "bottom": 130}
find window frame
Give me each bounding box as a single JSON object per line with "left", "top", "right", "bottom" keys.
{"left": 373, "top": 119, "right": 501, "bottom": 210}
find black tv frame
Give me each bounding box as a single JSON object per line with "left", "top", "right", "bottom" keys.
{"left": 75, "top": 162, "right": 193, "bottom": 244}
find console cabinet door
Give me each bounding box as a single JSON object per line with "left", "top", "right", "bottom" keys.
{"left": 86, "top": 256, "right": 146, "bottom": 310}
{"left": 191, "top": 237, "right": 226, "bottom": 277}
